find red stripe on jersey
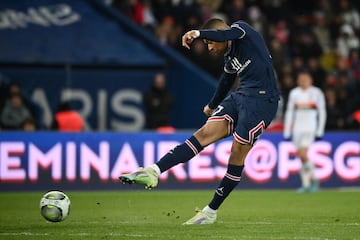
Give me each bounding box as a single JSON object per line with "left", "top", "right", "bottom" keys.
{"left": 295, "top": 102, "right": 317, "bottom": 109}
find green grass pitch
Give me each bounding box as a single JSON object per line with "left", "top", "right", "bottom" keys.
{"left": 0, "top": 189, "right": 359, "bottom": 240}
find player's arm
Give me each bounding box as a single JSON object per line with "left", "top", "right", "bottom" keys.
{"left": 283, "top": 91, "right": 295, "bottom": 139}
{"left": 199, "top": 24, "right": 246, "bottom": 42}
{"left": 316, "top": 90, "right": 327, "bottom": 137}
{"left": 208, "top": 71, "right": 237, "bottom": 110}
{"left": 182, "top": 24, "right": 245, "bottom": 49}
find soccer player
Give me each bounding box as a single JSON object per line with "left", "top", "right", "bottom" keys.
{"left": 283, "top": 71, "right": 326, "bottom": 193}
{"left": 120, "top": 18, "right": 280, "bottom": 224}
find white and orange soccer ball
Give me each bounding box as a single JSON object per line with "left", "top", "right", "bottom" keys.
{"left": 39, "top": 191, "right": 71, "bottom": 222}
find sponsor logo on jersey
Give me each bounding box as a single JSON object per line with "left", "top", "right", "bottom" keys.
{"left": 225, "top": 57, "right": 252, "bottom": 74}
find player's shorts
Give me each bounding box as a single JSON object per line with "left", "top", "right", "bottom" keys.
{"left": 292, "top": 131, "right": 315, "bottom": 149}
{"left": 208, "top": 93, "right": 278, "bottom": 145}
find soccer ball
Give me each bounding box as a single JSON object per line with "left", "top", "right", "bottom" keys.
{"left": 40, "top": 190, "right": 71, "bottom": 222}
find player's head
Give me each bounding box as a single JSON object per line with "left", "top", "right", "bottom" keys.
{"left": 201, "top": 18, "right": 229, "bottom": 55}
{"left": 297, "top": 70, "right": 313, "bottom": 90}
{"left": 152, "top": 72, "right": 166, "bottom": 90}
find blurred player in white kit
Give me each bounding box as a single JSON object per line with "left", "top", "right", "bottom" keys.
{"left": 284, "top": 71, "right": 326, "bottom": 192}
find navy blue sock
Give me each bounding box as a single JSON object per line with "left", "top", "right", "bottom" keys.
{"left": 208, "top": 164, "right": 244, "bottom": 210}
{"left": 156, "top": 136, "right": 203, "bottom": 173}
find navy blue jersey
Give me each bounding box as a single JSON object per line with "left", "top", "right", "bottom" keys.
{"left": 199, "top": 21, "right": 279, "bottom": 109}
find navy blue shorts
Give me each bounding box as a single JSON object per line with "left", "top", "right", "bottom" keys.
{"left": 208, "top": 93, "right": 278, "bottom": 145}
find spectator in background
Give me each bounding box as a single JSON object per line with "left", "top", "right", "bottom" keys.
{"left": 325, "top": 88, "right": 344, "bottom": 130}
{"left": 312, "top": 11, "right": 331, "bottom": 53}
{"left": 308, "top": 56, "right": 327, "bottom": 90}
{"left": 155, "top": 16, "right": 175, "bottom": 46}
{"left": 348, "top": 49, "right": 360, "bottom": 97}
{"left": 142, "top": 0, "right": 157, "bottom": 31}
{"left": 7, "top": 81, "right": 21, "bottom": 96}
{"left": 143, "top": 73, "right": 174, "bottom": 131}
{"left": 338, "top": 0, "right": 360, "bottom": 31}
{"left": 220, "top": 0, "right": 246, "bottom": 24}
{"left": 329, "top": 13, "right": 343, "bottom": 41}
{"left": 112, "top": 0, "right": 145, "bottom": 25}
{"left": 0, "top": 93, "right": 33, "bottom": 130}
{"left": 263, "top": 0, "right": 291, "bottom": 24}
{"left": 292, "top": 30, "right": 323, "bottom": 62}
{"left": 247, "top": 5, "right": 266, "bottom": 35}
{"left": 5, "top": 81, "right": 37, "bottom": 120}
{"left": 0, "top": 74, "right": 7, "bottom": 115}
{"left": 279, "top": 73, "right": 296, "bottom": 114}
{"left": 51, "top": 101, "right": 84, "bottom": 132}
{"left": 269, "top": 38, "right": 289, "bottom": 78}
{"left": 151, "top": 0, "right": 173, "bottom": 23}
{"left": 337, "top": 24, "right": 359, "bottom": 58}
{"left": 22, "top": 118, "right": 37, "bottom": 131}
{"left": 274, "top": 20, "right": 289, "bottom": 46}
{"left": 336, "top": 73, "right": 358, "bottom": 129}
{"left": 348, "top": 48, "right": 360, "bottom": 78}
{"left": 320, "top": 42, "right": 340, "bottom": 73}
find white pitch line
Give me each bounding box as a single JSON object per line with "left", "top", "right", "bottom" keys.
{"left": 194, "top": 234, "right": 340, "bottom": 240}
{"left": 337, "top": 187, "right": 360, "bottom": 192}
{"left": 0, "top": 232, "right": 49, "bottom": 236}
{"left": 222, "top": 221, "right": 360, "bottom": 226}
{"left": 0, "top": 232, "right": 153, "bottom": 238}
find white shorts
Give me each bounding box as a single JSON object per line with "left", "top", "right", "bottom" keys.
{"left": 293, "top": 132, "right": 315, "bottom": 149}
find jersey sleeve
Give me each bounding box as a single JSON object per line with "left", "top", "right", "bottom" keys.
{"left": 316, "top": 89, "right": 327, "bottom": 137}
{"left": 199, "top": 24, "right": 246, "bottom": 42}
{"left": 283, "top": 91, "right": 295, "bottom": 138}
{"left": 208, "top": 72, "right": 237, "bottom": 109}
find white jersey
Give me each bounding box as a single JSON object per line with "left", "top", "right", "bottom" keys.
{"left": 284, "top": 86, "right": 326, "bottom": 138}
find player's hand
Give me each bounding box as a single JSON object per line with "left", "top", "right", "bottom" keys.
{"left": 182, "top": 30, "right": 200, "bottom": 50}
{"left": 203, "top": 105, "right": 214, "bottom": 117}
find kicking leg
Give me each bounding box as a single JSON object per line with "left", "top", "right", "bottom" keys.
{"left": 119, "top": 120, "right": 229, "bottom": 189}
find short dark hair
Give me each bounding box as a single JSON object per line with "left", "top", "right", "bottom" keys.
{"left": 201, "top": 18, "right": 228, "bottom": 30}
{"left": 297, "top": 69, "right": 311, "bottom": 77}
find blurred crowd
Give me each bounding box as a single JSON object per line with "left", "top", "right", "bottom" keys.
{"left": 113, "top": 0, "right": 360, "bottom": 130}
{"left": 0, "top": 74, "right": 84, "bottom": 132}
{"left": 0, "top": 75, "right": 37, "bottom": 131}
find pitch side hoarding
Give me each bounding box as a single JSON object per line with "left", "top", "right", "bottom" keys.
{"left": 0, "top": 132, "right": 359, "bottom": 191}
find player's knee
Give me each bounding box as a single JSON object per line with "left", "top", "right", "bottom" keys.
{"left": 229, "top": 141, "right": 252, "bottom": 165}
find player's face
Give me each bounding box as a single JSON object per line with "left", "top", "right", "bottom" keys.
{"left": 204, "top": 40, "right": 228, "bottom": 55}
{"left": 297, "top": 73, "right": 312, "bottom": 89}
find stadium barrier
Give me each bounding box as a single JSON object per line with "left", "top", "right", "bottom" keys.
{"left": 0, "top": 132, "right": 359, "bottom": 191}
